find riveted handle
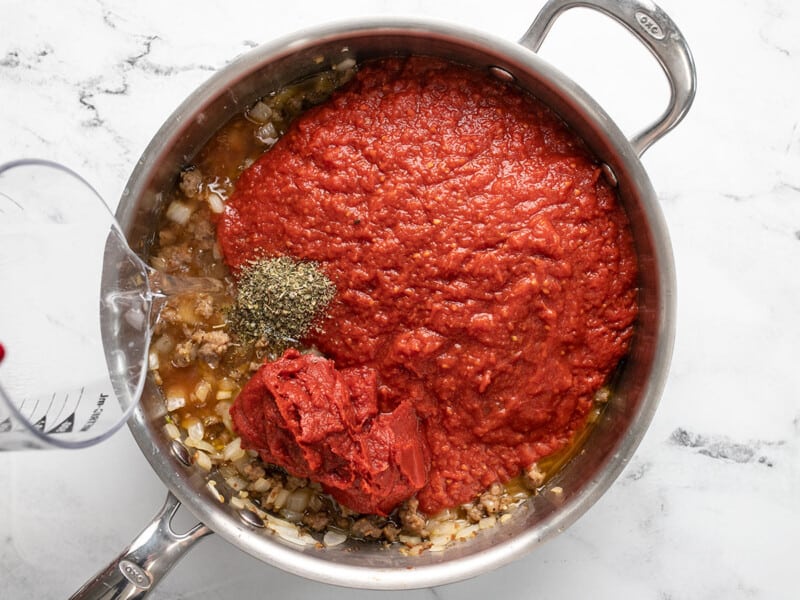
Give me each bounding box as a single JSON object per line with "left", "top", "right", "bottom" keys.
{"left": 69, "top": 492, "right": 212, "bottom": 600}
{"left": 520, "top": 0, "right": 696, "bottom": 157}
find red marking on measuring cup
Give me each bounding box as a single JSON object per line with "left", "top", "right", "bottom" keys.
{"left": 0, "top": 342, "right": 5, "bottom": 363}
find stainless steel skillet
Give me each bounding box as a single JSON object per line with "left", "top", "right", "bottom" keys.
{"left": 73, "top": 0, "right": 695, "bottom": 597}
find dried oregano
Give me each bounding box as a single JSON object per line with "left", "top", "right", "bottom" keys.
{"left": 227, "top": 256, "right": 335, "bottom": 351}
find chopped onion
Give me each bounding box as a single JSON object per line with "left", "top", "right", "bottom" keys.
{"left": 194, "top": 450, "right": 212, "bottom": 471}
{"left": 214, "top": 401, "right": 232, "bottom": 416}
{"left": 230, "top": 496, "right": 247, "bottom": 510}
{"left": 455, "top": 524, "right": 479, "bottom": 540}
{"left": 280, "top": 508, "right": 304, "bottom": 523}
{"left": 225, "top": 475, "right": 248, "bottom": 492}
{"left": 223, "top": 437, "right": 245, "bottom": 462}
{"left": 163, "top": 422, "right": 180, "bottom": 440}
{"left": 272, "top": 488, "right": 290, "bottom": 510}
{"left": 148, "top": 350, "right": 160, "bottom": 371}
{"left": 334, "top": 57, "right": 356, "bottom": 71}
{"left": 255, "top": 122, "right": 278, "bottom": 146}
{"left": 247, "top": 101, "right": 273, "bottom": 123}
{"left": 218, "top": 377, "right": 237, "bottom": 391}
{"left": 285, "top": 488, "right": 312, "bottom": 513}
{"left": 274, "top": 526, "right": 311, "bottom": 546}
{"left": 430, "top": 521, "right": 457, "bottom": 538}
{"left": 207, "top": 192, "right": 224, "bottom": 214}
{"left": 165, "top": 200, "right": 193, "bottom": 225}
{"left": 232, "top": 454, "right": 251, "bottom": 473}
{"left": 206, "top": 480, "right": 224, "bottom": 503}
{"left": 398, "top": 535, "right": 422, "bottom": 546}
{"left": 186, "top": 417, "right": 204, "bottom": 441}
{"left": 251, "top": 477, "right": 272, "bottom": 493}
{"left": 323, "top": 531, "right": 347, "bottom": 547}
{"left": 165, "top": 395, "right": 185, "bottom": 412}
{"left": 194, "top": 380, "right": 211, "bottom": 402}
{"left": 269, "top": 519, "right": 317, "bottom": 546}
{"left": 184, "top": 437, "right": 216, "bottom": 454}
{"left": 222, "top": 411, "right": 234, "bottom": 436}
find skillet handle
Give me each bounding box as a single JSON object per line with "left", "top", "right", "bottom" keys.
{"left": 519, "top": 0, "right": 696, "bottom": 157}
{"left": 68, "top": 492, "right": 212, "bottom": 600}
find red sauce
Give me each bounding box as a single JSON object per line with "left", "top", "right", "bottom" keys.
{"left": 219, "top": 57, "right": 638, "bottom": 515}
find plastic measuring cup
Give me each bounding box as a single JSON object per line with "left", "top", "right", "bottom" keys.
{"left": 0, "top": 159, "right": 150, "bottom": 449}
{"left": 0, "top": 159, "right": 222, "bottom": 450}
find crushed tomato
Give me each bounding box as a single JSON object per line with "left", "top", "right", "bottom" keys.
{"left": 220, "top": 57, "right": 638, "bottom": 515}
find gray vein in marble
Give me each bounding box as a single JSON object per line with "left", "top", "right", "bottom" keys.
{"left": 623, "top": 460, "right": 651, "bottom": 482}
{"left": 785, "top": 122, "right": 798, "bottom": 153}
{"left": 669, "top": 427, "right": 781, "bottom": 467}
{"left": 125, "top": 34, "right": 159, "bottom": 67}
{"left": 18, "top": 125, "right": 50, "bottom": 147}
{"left": 0, "top": 51, "right": 20, "bottom": 68}
{"left": 759, "top": 30, "right": 791, "bottom": 57}
{"left": 0, "top": 45, "right": 54, "bottom": 73}
{"left": 655, "top": 192, "right": 679, "bottom": 206}
{"left": 97, "top": 0, "right": 121, "bottom": 30}
{"left": 757, "top": 2, "right": 796, "bottom": 57}
{"left": 124, "top": 34, "right": 217, "bottom": 76}
{"left": 78, "top": 87, "right": 110, "bottom": 128}
{"left": 75, "top": 33, "right": 215, "bottom": 144}
{"left": 721, "top": 180, "right": 800, "bottom": 203}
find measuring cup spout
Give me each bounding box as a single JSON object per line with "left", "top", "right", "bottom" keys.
{"left": 147, "top": 270, "right": 226, "bottom": 298}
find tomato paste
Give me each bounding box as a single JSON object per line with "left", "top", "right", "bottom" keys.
{"left": 231, "top": 349, "right": 428, "bottom": 515}
{"left": 220, "top": 57, "right": 638, "bottom": 515}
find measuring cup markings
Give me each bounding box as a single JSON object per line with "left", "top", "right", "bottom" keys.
{"left": 0, "top": 385, "right": 114, "bottom": 436}
{"left": 79, "top": 391, "right": 109, "bottom": 433}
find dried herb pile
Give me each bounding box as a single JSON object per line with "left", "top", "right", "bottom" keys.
{"left": 227, "top": 256, "right": 335, "bottom": 351}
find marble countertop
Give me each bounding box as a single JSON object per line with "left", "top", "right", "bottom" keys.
{"left": 1, "top": 0, "right": 798, "bottom": 598}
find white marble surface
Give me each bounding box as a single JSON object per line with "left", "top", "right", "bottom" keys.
{"left": 1, "top": 0, "right": 799, "bottom": 598}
